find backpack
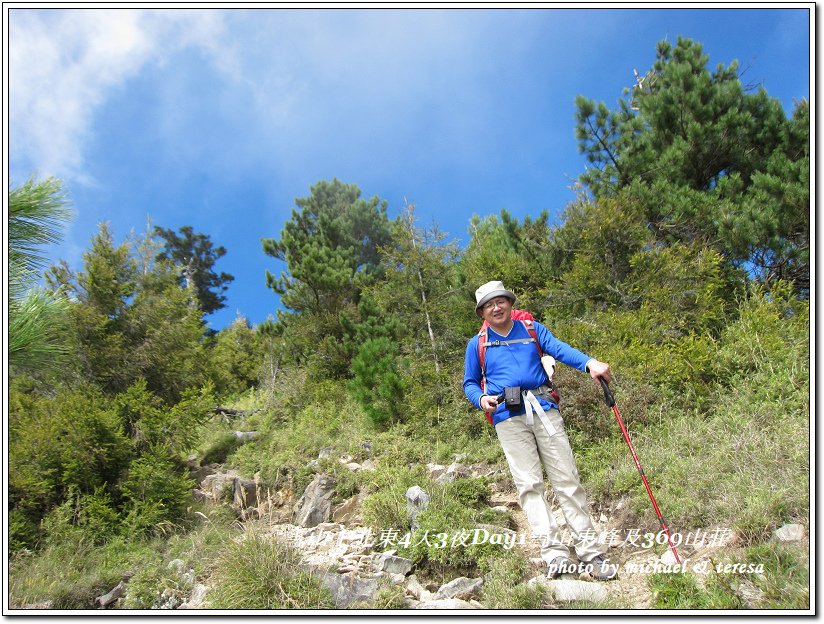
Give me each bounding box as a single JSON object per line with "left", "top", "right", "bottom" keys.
{"left": 477, "top": 309, "right": 561, "bottom": 424}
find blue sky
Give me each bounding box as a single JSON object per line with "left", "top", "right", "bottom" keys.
{"left": 8, "top": 6, "right": 812, "bottom": 331}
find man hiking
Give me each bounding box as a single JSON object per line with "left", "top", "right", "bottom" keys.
{"left": 463, "top": 280, "right": 618, "bottom": 581}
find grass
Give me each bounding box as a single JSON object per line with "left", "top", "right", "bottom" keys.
{"left": 572, "top": 361, "right": 809, "bottom": 545}
{"left": 204, "top": 530, "right": 335, "bottom": 609}
{"left": 745, "top": 542, "right": 810, "bottom": 609}
{"left": 648, "top": 572, "right": 743, "bottom": 609}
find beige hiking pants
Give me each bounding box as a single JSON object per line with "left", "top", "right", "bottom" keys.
{"left": 495, "top": 409, "right": 603, "bottom": 564}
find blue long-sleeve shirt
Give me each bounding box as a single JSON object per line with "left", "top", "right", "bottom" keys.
{"left": 463, "top": 320, "right": 593, "bottom": 425}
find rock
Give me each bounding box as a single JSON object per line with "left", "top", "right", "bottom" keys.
{"left": 332, "top": 490, "right": 366, "bottom": 524}
{"left": 360, "top": 459, "right": 377, "bottom": 472}
{"left": 375, "top": 571, "right": 408, "bottom": 585}
{"left": 178, "top": 583, "right": 208, "bottom": 609}
{"left": 491, "top": 505, "right": 510, "bottom": 514}
{"left": 660, "top": 549, "right": 679, "bottom": 565}
{"left": 415, "top": 598, "right": 478, "bottom": 609}
{"left": 434, "top": 576, "right": 483, "bottom": 600}
{"left": 167, "top": 559, "right": 185, "bottom": 572}
{"left": 189, "top": 464, "right": 217, "bottom": 485}
{"left": 375, "top": 552, "right": 414, "bottom": 576}
{"left": 406, "top": 486, "right": 430, "bottom": 531}
{"left": 233, "top": 431, "right": 259, "bottom": 442}
{"left": 155, "top": 587, "right": 182, "bottom": 609}
{"left": 96, "top": 581, "right": 127, "bottom": 608}
{"left": 318, "top": 447, "right": 334, "bottom": 459}
{"left": 406, "top": 575, "right": 433, "bottom": 601}
{"left": 294, "top": 475, "right": 337, "bottom": 528}
{"left": 192, "top": 489, "right": 210, "bottom": 503}
{"left": 320, "top": 572, "right": 379, "bottom": 608}
{"left": 446, "top": 462, "right": 471, "bottom": 478}
{"left": 427, "top": 463, "right": 448, "bottom": 479}
{"left": 200, "top": 470, "right": 240, "bottom": 503}
{"left": 233, "top": 477, "right": 259, "bottom": 509}
{"left": 544, "top": 579, "right": 609, "bottom": 604}
{"left": 774, "top": 523, "right": 805, "bottom": 542}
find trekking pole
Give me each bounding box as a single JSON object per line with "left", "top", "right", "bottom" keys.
{"left": 598, "top": 378, "right": 681, "bottom": 563}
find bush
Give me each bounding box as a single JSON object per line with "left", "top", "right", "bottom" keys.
{"left": 121, "top": 451, "right": 196, "bottom": 537}
{"left": 349, "top": 337, "right": 406, "bottom": 427}
{"left": 206, "top": 531, "right": 335, "bottom": 609}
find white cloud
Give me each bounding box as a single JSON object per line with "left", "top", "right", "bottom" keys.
{"left": 9, "top": 8, "right": 226, "bottom": 184}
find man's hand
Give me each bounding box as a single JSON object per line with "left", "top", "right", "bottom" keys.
{"left": 480, "top": 394, "right": 500, "bottom": 411}
{"left": 587, "top": 359, "right": 611, "bottom": 384}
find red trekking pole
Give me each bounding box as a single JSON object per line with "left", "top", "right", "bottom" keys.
{"left": 598, "top": 378, "right": 681, "bottom": 563}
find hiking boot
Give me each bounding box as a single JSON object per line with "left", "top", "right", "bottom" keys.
{"left": 586, "top": 555, "right": 618, "bottom": 581}
{"left": 546, "top": 556, "right": 573, "bottom": 579}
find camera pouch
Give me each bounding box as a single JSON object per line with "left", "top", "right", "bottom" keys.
{"left": 504, "top": 386, "right": 523, "bottom": 411}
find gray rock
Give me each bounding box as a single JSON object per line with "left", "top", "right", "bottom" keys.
{"left": 406, "top": 486, "right": 430, "bottom": 531}
{"left": 178, "top": 583, "right": 208, "bottom": 609}
{"left": 320, "top": 572, "right": 379, "bottom": 608}
{"left": 427, "top": 463, "right": 448, "bottom": 479}
{"left": 774, "top": 523, "right": 805, "bottom": 542}
{"left": 406, "top": 575, "right": 433, "bottom": 601}
{"left": 233, "top": 477, "right": 259, "bottom": 509}
{"left": 375, "top": 553, "right": 414, "bottom": 576}
{"left": 96, "top": 581, "right": 127, "bottom": 608}
{"left": 415, "top": 598, "right": 478, "bottom": 609}
{"left": 294, "top": 474, "right": 336, "bottom": 527}
{"left": 199, "top": 470, "right": 239, "bottom": 503}
{"left": 434, "top": 576, "right": 483, "bottom": 600}
{"left": 544, "top": 578, "right": 608, "bottom": 603}
{"left": 233, "top": 431, "right": 259, "bottom": 442}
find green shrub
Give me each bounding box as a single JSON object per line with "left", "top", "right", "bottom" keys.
{"left": 121, "top": 451, "right": 196, "bottom": 537}
{"left": 77, "top": 487, "right": 122, "bottom": 545}
{"left": 206, "top": 532, "right": 335, "bottom": 609}
{"left": 9, "top": 509, "right": 40, "bottom": 553}
{"left": 349, "top": 337, "right": 406, "bottom": 427}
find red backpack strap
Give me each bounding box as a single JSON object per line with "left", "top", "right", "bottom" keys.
{"left": 521, "top": 319, "right": 541, "bottom": 357}
{"left": 522, "top": 319, "right": 561, "bottom": 406}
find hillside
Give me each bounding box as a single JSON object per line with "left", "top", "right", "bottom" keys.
{"left": 7, "top": 35, "right": 810, "bottom": 613}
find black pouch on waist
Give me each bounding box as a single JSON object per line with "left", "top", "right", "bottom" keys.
{"left": 504, "top": 386, "right": 523, "bottom": 410}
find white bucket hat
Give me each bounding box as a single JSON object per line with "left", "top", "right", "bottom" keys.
{"left": 475, "top": 280, "right": 517, "bottom": 317}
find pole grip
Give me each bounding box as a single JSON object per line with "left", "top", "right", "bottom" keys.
{"left": 598, "top": 377, "right": 615, "bottom": 407}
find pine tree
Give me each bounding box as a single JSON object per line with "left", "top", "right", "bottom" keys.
{"left": 8, "top": 177, "right": 74, "bottom": 372}
{"left": 575, "top": 36, "right": 809, "bottom": 292}
{"left": 154, "top": 225, "right": 235, "bottom": 315}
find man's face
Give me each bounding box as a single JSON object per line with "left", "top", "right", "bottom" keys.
{"left": 480, "top": 296, "right": 513, "bottom": 327}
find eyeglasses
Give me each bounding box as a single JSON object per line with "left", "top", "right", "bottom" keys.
{"left": 483, "top": 297, "right": 510, "bottom": 311}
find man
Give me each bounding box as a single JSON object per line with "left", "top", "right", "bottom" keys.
{"left": 463, "top": 280, "right": 618, "bottom": 581}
